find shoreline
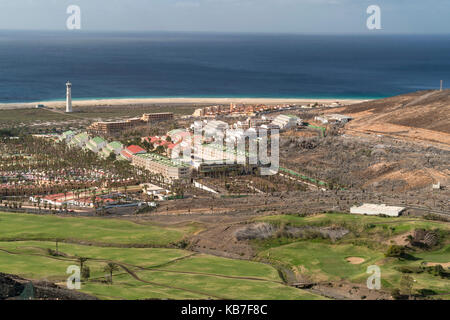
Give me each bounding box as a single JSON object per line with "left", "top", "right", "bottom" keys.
{"left": 0, "top": 97, "right": 371, "bottom": 110}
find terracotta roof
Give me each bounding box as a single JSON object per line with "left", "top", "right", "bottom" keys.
{"left": 126, "top": 145, "right": 146, "bottom": 154}
{"left": 120, "top": 150, "right": 132, "bottom": 159}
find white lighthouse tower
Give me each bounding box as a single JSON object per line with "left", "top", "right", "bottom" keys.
{"left": 66, "top": 81, "right": 72, "bottom": 113}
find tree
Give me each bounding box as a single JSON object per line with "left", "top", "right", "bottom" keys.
{"left": 155, "top": 145, "right": 165, "bottom": 154}
{"left": 103, "top": 262, "right": 119, "bottom": 284}
{"left": 385, "top": 245, "right": 405, "bottom": 258}
{"left": 107, "top": 153, "right": 116, "bottom": 162}
{"left": 77, "top": 256, "right": 89, "bottom": 270}
{"left": 406, "top": 234, "right": 415, "bottom": 245}
{"left": 81, "top": 266, "right": 91, "bottom": 281}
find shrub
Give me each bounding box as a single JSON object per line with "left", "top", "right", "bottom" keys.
{"left": 396, "top": 266, "right": 423, "bottom": 274}
{"left": 426, "top": 265, "right": 449, "bottom": 278}
{"left": 364, "top": 223, "right": 376, "bottom": 230}
{"left": 385, "top": 245, "right": 405, "bottom": 258}
{"left": 46, "top": 248, "right": 60, "bottom": 256}
{"left": 176, "top": 239, "right": 190, "bottom": 249}
{"left": 417, "top": 289, "right": 436, "bottom": 297}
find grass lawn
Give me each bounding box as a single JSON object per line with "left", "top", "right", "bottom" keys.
{"left": 81, "top": 274, "right": 209, "bottom": 300}
{"left": 1, "top": 212, "right": 447, "bottom": 299}
{"left": 162, "top": 254, "right": 281, "bottom": 282}
{"left": 133, "top": 270, "right": 324, "bottom": 300}
{"left": 254, "top": 214, "right": 450, "bottom": 296}
{"left": 0, "top": 241, "right": 191, "bottom": 268}
{"left": 0, "top": 238, "right": 325, "bottom": 300}
{"left": 259, "top": 241, "right": 383, "bottom": 282}
{"left": 0, "top": 212, "right": 198, "bottom": 246}
{"left": 0, "top": 247, "right": 121, "bottom": 282}
{"left": 415, "top": 245, "right": 450, "bottom": 263}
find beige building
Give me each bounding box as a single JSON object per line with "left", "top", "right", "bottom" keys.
{"left": 88, "top": 119, "right": 141, "bottom": 135}
{"left": 141, "top": 113, "right": 174, "bottom": 122}
{"left": 88, "top": 113, "right": 174, "bottom": 135}
{"left": 132, "top": 152, "right": 191, "bottom": 182}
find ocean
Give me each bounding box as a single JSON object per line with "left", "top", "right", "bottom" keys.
{"left": 0, "top": 31, "right": 449, "bottom": 103}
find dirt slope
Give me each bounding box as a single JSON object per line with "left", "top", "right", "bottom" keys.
{"left": 338, "top": 90, "right": 450, "bottom": 133}
{"left": 326, "top": 90, "right": 450, "bottom": 148}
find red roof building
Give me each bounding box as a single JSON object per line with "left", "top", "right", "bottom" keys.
{"left": 121, "top": 145, "right": 146, "bottom": 160}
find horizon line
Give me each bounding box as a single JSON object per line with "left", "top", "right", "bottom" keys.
{"left": 0, "top": 28, "right": 450, "bottom": 37}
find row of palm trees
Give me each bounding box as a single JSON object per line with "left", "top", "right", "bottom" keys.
{"left": 75, "top": 255, "right": 119, "bottom": 284}
{"left": 2, "top": 136, "right": 190, "bottom": 206}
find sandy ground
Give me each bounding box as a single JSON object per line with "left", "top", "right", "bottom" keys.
{"left": 0, "top": 97, "right": 368, "bottom": 110}
{"left": 346, "top": 257, "right": 365, "bottom": 264}
{"left": 385, "top": 231, "right": 414, "bottom": 246}
{"left": 426, "top": 262, "right": 450, "bottom": 268}
{"left": 346, "top": 123, "right": 450, "bottom": 149}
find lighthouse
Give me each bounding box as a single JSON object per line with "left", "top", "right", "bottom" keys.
{"left": 66, "top": 81, "right": 72, "bottom": 113}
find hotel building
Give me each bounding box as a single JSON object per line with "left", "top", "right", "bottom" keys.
{"left": 131, "top": 152, "right": 191, "bottom": 182}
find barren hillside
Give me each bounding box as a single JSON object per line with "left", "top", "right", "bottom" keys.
{"left": 338, "top": 90, "right": 450, "bottom": 133}
{"left": 323, "top": 90, "right": 449, "bottom": 149}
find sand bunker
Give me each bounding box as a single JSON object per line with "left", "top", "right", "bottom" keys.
{"left": 426, "top": 262, "right": 450, "bottom": 268}
{"left": 346, "top": 257, "right": 365, "bottom": 264}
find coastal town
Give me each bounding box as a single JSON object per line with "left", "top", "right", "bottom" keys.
{"left": 0, "top": 84, "right": 449, "bottom": 301}
{"left": 1, "top": 86, "right": 448, "bottom": 219}
{"left": 1, "top": 83, "right": 361, "bottom": 215}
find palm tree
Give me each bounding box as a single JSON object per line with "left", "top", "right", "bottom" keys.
{"left": 77, "top": 256, "right": 89, "bottom": 270}
{"left": 103, "top": 262, "right": 119, "bottom": 284}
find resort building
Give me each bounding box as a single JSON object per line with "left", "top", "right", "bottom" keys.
{"left": 350, "top": 204, "right": 405, "bottom": 217}
{"left": 168, "top": 129, "right": 192, "bottom": 144}
{"left": 271, "top": 114, "right": 299, "bottom": 130}
{"left": 140, "top": 183, "right": 170, "bottom": 200}
{"left": 194, "top": 143, "right": 258, "bottom": 166}
{"left": 88, "top": 113, "right": 174, "bottom": 136}
{"left": 100, "top": 141, "right": 124, "bottom": 158}
{"left": 59, "top": 130, "right": 75, "bottom": 142}
{"left": 131, "top": 152, "right": 191, "bottom": 182}
{"left": 191, "top": 120, "right": 205, "bottom": 131}
{"left": 142, "top": 136, "right": 178, "bottom": 156}
{"left": 86, "top": 137, "right": 107, "bottom": 153}
{"left": 88, "top": 118, "right": 141, "bottom": 136}
{"left": 70, "top": 132, "right": 90, "bottom": 148}
{"left": 203, "top": 120, "right": 229, "bottom": 139}
{"left": 248, "top": 117, "right": 271, "bottom": 128}
{"left": 192, "top": 108, "right": 205, "bottom": 117}
{"left": 191, "top": 160, "right": 248, "bottom": 175}
{"left": 120, "top": 145, "right": 147, "bottom": 161}
{"left": 314, "top": 114, "right": 353, "bottom": 124}
{"left": 141, "top": 112, "right": 174, "bottom": 122}
{"left": 68, "top": 197, "right": 117, "bottom": 208}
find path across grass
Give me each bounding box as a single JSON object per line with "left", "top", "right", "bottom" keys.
{"left": 0, "top": 240, "right": 324, "bottom": 300}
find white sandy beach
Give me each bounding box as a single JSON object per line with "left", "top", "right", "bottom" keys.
{"left": 0, "top": 97, "right": 370, "bottom": 110}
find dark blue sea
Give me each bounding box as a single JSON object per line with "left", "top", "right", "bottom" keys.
{"left": 0, "top": 31, "right": 449, "bottom": 103}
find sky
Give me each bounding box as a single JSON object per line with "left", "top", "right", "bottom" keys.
{"left": 0, "top": 0, "right": 449, "bottom": 34}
